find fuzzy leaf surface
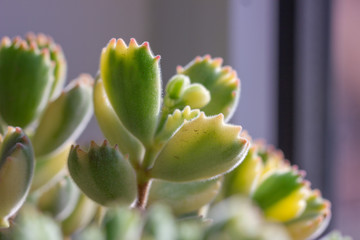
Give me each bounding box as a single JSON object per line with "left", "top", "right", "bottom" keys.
{"left": 100, "top": 38, "right": 161, "bottom": 146}
{"left": 0, "top": 37, "right": 53, "bottom": 128}
{"left": 32, "top": 75, "right": 93, "bottom": 157}
{"left": 68, "top": 141, "right": 137, "bottom": 207}
{"left": 150, "top": 113, "right": 249, "bottom": 182}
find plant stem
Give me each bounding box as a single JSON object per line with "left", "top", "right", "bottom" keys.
{"left": 134, "top": 177, "right": 152, "bottom": 210}
{"left": 141, "top": 145, "right": 159, "bottom": 170}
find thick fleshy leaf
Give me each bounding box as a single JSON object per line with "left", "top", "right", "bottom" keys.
{"left": 177, "top": 55, "right": 240, "bottom": 121}
{"left": 255, "top": 141, "right": 290, "bottom": 181}
{"left": 37, "top": 176, "right": 80, "bottom": 221}
{"left": 223, "top": 146, "right": 263, "bottom": 197}
{"left": 0, "top": 127, "right": 34, "bottom": 228}
{"left": 11, "top": 204, "right": 63, "bottom": 240}
{"left": 206, "top": 197, "right": 291, "bottom": 240}
{"left": 32, "top": 74, "right": 93, "bottom": 157}
{"left": 93, "top": 78, "right": 144, "bottom": 165}
{"left": 150, "top": 112, "right": 249, "bottom": 182}
{"left": 31, "top": 144, "right": 70, "bottom": 193}
{"left": 68, "top": 140, "right": 137, "bottom": 206}
{"left": 143, "top": 204, "right": 177, "bottom": 240}
{"left": 100, "top": 38, "right": 161, "bottom": 147}
{"left": 148, "top": 178, "right": 221, "bottom": 215}
{"left": 285, "top": 190, "right": 331, "bottom": 240}
{"left": 0, "top": 36, "right": 54, "bottom": 128}
{"left": 25, "top": 33, "right": 67, "bottom": 99}
{"left": 61, "top": 193, "right": 98, "bottom": 236}
{"left": 252, "top": 170, "right": 308, "bottom": 222}
{"left": 103, "top": 207, "right": 142, "bottom": 240}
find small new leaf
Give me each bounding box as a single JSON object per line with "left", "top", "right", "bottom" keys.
{"left": 177, "top": 55, "right": 240, "bottom": 121}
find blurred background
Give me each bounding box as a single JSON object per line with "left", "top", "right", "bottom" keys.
{"left": 0, "top": 0, "right": 359, "bottom": 237}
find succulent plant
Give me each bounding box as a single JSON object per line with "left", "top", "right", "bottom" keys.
{"left": 0, "top": 34, "right": 93, "bottom": 194}
{"left": 223, "top": 140, "right": 331, "bottom": 239}
{"left": 0, "top": 33, "right": 351, "bottom": 240}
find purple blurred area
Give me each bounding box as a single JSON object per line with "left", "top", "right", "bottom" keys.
{"left": 333, "top": 0, "right": 360, "bottom": 235}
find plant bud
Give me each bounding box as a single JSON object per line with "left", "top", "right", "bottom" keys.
{"left": 0, "top": 127, "right": 34, "bottom": 228}
{"left": 32, "top": 74, "right": 93, "bottom": 157}
{"left": 165, "top": 74, "right": 190, "bottom": 100}
{"left": 150, "top": 113, "right": 249, "bottom": 182}
{"left": 100, "top": 38, "right": 161, "bottom": 147}
{"left": 177, "top": 55, "right": 240, "bottom": 121}
{"left": 181, "top": 84, "right": 210, "bottom": 109}
{"left": 68, "top": 140, "right": 137, "bottom": 207}
{"left": 0, "top": 36, "right": 54, "bottom": 128}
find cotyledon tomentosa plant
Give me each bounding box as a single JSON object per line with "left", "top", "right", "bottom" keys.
{"left": 0, "top": 34, "right": 349, "bottom": 240}
{"left": 68, "top": 38, "right": 249, "bottom": 210}
{"left": 66, "top": 38, "right": 336, "bottom": 239}
{"left": 0, "top": 33, "right": 93, "bottom": 195}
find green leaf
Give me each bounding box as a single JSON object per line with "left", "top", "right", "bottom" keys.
{"left": 223, "top": 146, "right": 263, "bottom": 197}
{"left": 30, "top": 144, "right": 70, "bottom": 193}
{"left": 61, "top": 193, "right": 97, "bottom": 237}
{"left": 25, "top": 33, "right": 67, "bottom": 100}
{"left": 0, "top": 127, "right": 34, "bottom": 228}
{"left": 12, "top": 204, "right": 63, "bottom": 240}
{"left": 143, "top": 204, "right": 177, "bottom": 240}
{"left": 68, "top": 140, "right": 137, "bottom": 207}
{"left": 103, "top": 207, "right": 142, "bottom": 240}
{"left": 93, "top": 78, "right": 144, "bottom": 165}
{"left": 37, "top": 175, "right": 80, "bottom": 221}
{"left": 252, "top": 170, "right": 307, "bottom": 222}
{"left": 150, "top": 113, "right": 249, "bottom": 182}
{"left": 285, "top": 190, "right": 331, "bottom": 240}
{"left": 100, "top": 38, "right": 161, "bottom": 147}
{"left": 32, "top": 74, "right": 93, "bottom": 157}
{"left": 0, "top": 37, "right": 54, "bottom": 128}
{"left": 148, "top": 178, "right": 221, "bottom": 215}
{"left": 177, "top": 55, "right": 240, "bottom": 121}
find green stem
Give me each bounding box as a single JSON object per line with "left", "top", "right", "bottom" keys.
{"left": 141, "top": 145, "right": 159, "bottom": 170}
